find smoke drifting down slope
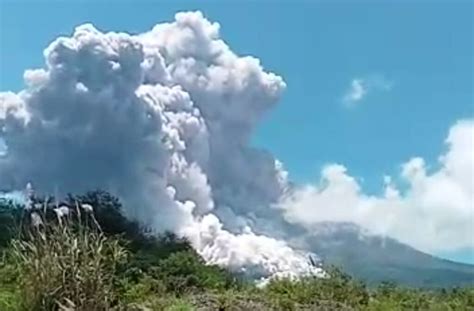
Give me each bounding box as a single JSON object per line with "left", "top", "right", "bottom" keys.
{"left": 0, "top": 12, "right": 322, "bottom": 279}
{"left": 1, "top": 11, "right": 472, "bottom": 278}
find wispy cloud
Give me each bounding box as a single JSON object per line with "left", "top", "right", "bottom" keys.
{"left": 343, "top": 79, "right": 367, "bottom": 105}
{"left": 342, "top": 75, "right": 393, "bottom": 107}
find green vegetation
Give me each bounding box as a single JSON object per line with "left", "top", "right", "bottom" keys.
{"left": 0, "top": 191, "right": 473, "bottom": 310}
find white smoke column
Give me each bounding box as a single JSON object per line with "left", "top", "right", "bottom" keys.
{"left": 0, "top": 12, "right": 322, "bottom": 279}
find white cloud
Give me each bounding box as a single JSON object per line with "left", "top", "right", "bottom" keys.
{"left": 278, "top": 120, "right": 474, "bottom": 253}
{"left": 343, "top": 75, "right": 392, "bottom": 107}
{"left": 343, "top": 79, "right": 367, "bottom": 104}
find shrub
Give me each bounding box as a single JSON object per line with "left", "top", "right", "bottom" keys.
{"left": 264, "top": 266, "right": 369, "bottom": 309}
{"left": 0, "top": 199, "right": 22, "bottom": 250}
{"left": 0, "top": 261, "right": 21, "bottom": 311}
{"left": 153, "top": 251, "right": 238, "bottom": 294}
{"left": 1, "top": 190, "right": 473, "bottom": 311}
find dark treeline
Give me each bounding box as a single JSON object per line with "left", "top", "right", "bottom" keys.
{"left": 0, "top": 190, "right": 473, "bottom": 310}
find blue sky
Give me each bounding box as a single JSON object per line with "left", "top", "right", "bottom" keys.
{"left": 1, "top": 0, "right": 473, "bottom": 262}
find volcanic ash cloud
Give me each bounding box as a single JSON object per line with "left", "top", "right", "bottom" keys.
{"left": 0, "top": 11, "right": 322, "bottom": 280}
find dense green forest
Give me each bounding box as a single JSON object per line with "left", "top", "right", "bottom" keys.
{"left": 0, "top": 191, "right": 473, "bottom": 310}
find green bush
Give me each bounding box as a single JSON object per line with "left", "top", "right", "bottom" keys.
{"left": 152, "top": 251, "right": 237, "bottom": 294}
{"left": 264, "top": 267, "right": 369, "bottom": 309}
{"left": 0, "top": 190, "right": 473, "bottom": 311}
{"left": 0, "top": 261, "right": 21, "bottom": 311}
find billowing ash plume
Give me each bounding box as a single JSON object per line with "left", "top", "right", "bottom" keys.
{"left": 0, "top": 12, "right": 322, "bottom": 279}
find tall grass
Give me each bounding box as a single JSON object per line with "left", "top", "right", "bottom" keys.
{"left": 7, "top": 208, "right": 127, "bottom": 311}
{"left": 1, "top": 191, "right": 473, "bottom": 311}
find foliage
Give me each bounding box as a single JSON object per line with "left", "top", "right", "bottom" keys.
{"left": 5, "top": 211, "right": 127, "bottom": 311}
{"left": 263, "top": 267, "right": 369, "bottom": 309}
{"left": 0, "top": 199, "right": 22, "bottom": 249}
{"left": 0, "top": 191, "right": 473, "bottom": 311}
{"left": 151, "top": 251, "right": 238, "bottom": 294}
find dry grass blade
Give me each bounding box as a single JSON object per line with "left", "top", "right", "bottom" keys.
{"left": 8, "top": 208, "right": 127, "bottom": 311}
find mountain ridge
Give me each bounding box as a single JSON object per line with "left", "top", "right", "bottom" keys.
{"left": 296, "top": 222, "right": 474, "bottom": 288}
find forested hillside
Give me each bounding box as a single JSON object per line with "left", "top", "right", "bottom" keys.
{"left": 0, "top": 191, "right": 472, "bottom": 310}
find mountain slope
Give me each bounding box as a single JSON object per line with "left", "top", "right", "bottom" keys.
{"left": 298, "top": 222, "right": 474, "bottom": 288}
